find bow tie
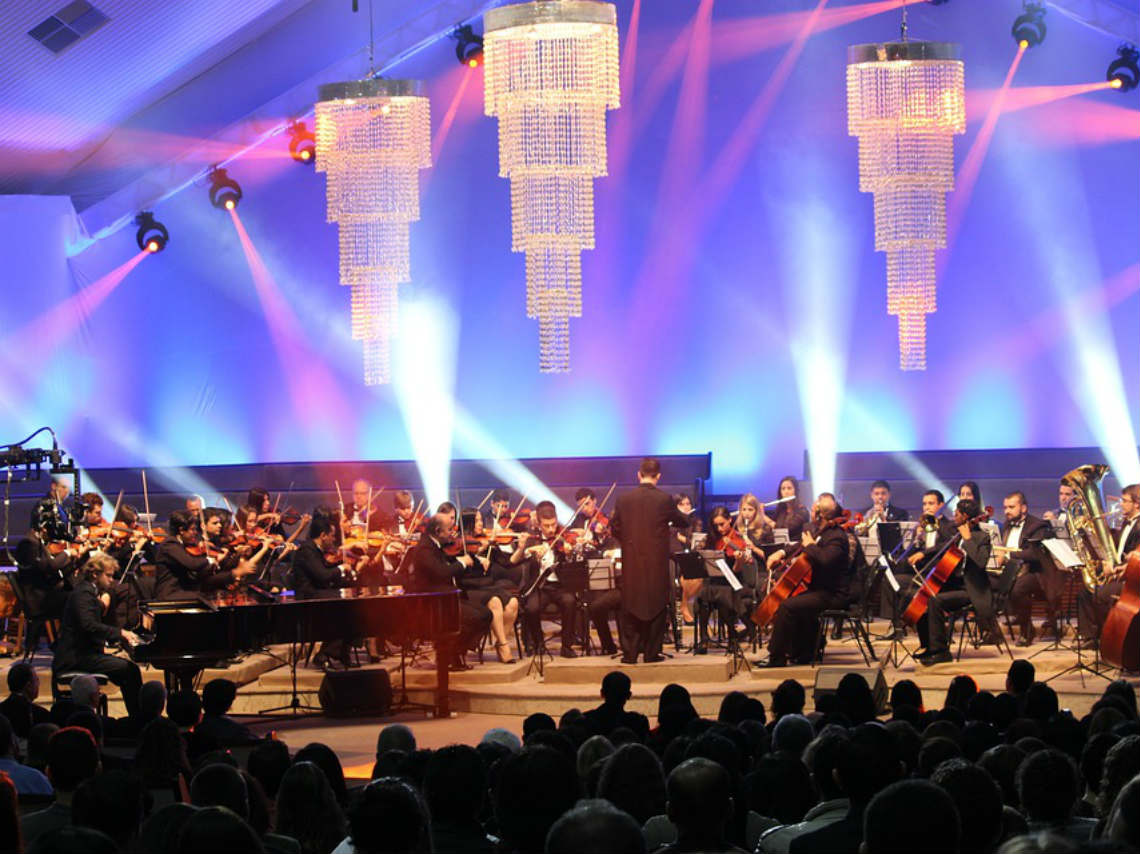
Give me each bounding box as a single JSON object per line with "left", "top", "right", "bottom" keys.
{"left": 1009, "top": 521, "right": 1023, "bottom": 528}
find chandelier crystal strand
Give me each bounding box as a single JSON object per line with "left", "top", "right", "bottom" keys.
{"left": 484, "top": 0, "right": 620, "bottom": 373}
{"left": 315, "top": 79, "right": 431, "bottom": 385}
{"left": 846, "top": 42, "right": 965, "bottom": 370}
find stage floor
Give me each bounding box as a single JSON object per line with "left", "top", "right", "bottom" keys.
{"left": 9, "top": 618, "right": 1135, "bottom": 756}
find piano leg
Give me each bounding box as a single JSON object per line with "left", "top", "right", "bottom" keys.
{"left": 435, "top": 637, "right": 450, "bottom": 718}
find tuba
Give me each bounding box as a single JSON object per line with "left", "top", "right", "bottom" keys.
{"left": 1061, "top": 464, "right": 1118, "bottom": 593}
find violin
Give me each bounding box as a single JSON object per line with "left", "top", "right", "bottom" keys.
{"left": 902, "top": 506, "right": 993, "bottom": 627}
{"left": 499, "top": 508, "right": 532, "bottom": 532}
{"left": 716, "top": 528, "right": 749, "bottom": 559}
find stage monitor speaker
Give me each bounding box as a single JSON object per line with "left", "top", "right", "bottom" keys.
{"left": 812, "top": 666, "right": 888, "bottom": 715}
{"left": 318, "top": 669, "right": 392, "bottom": 717}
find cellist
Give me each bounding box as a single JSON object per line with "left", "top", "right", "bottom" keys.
{"left": 760, "top": 493, "right": 852, "bottom": 667}
{"left": 911, "top": 498, "right": 994, "bottom": 666}
{"left": 1077, "top": 483, "right": 1140, "bottom": 642}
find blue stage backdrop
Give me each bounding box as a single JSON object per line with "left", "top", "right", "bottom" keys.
{"left": 0, "top": 0, "right": 1136, "bottom": 495}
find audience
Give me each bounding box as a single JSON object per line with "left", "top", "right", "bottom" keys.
{"left": 0, "top": 653, "right": 1136, "bottom": 854}
{"left": 0, "top": 663, "right": 51, "bottom": 739}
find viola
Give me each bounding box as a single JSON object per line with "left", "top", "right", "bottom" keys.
{"left": 717, "top": 529, "right": 749, "bottom": 559}
{"left": 499, "top": 508, "right": 532, "bottom": 532}
{"left": 902, "top": 506, "right": 993, "bottom": 627}
{"left": 1100, "top": 551, "right": 1140, "bottom": 670}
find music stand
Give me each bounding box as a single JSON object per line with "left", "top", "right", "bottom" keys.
{"left": 259, "top": 593, "right": 323, "bottom": 717}
{"left": 695, "top": 550, "right": 751, "bottom": 675}
{"left": 877, "top": 556, "right": 918, "bottom": 667}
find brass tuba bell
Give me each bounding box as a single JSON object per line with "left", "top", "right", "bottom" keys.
{"left": 1060, "top": 464, "right": 1118, "bottom": 593}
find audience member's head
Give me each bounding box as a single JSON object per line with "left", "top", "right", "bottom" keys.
{"left": 917, "top": 736, "right": 963, "bottom": 779}
{"left": 864, "top": 779, "right": 960, "bottom": 854}
{"left": 66, "top": 710, "right": 103, "bottom": 747}
{"left": 600, "top": 671, "right": 632, "bottom": 707}
{"left": 201, "top": 679, "right": 238, "bottom": 717}
{"left": 523, "top": 713, "right": 557, "bottom": 739}
{"left": 979, "top": 744, "right": 1027, "bottom": 807}
{"left": 524, "top": 729, "right": 577, "bottom": 764}
{"left": 1103, "top": 679, "right": 1137, "bottom": 719}
{"left": 771, "top": 713, "right": 814, "bottom": 758}
{"left": 167, "top": 691, "right": 202, "bottom": 729}
{"left": 545, "top": 799, "right": 647, "bottom": 854}
{"left": 1023, "top": 683, "right": 1059, "bottom": 722}
{"left": 246, "top": 738, "right": 291, "bottom": 799}
{"left": 596, "top": 743, "right": 666, "bottom": 826}
{"left": 1006, "top": 660, "right": 1035, "bottom": 695}
{"left": 294, "top": 742, "right": 348, "bottom": 807}
{"left": 348, "top": 778, "right": 430, "bottom": 854}
{"left": 481, "top": 727, "right": 522, "bottom": 754}
{"left": 944, "top": 674, "right": 979, "bottom": 713}
{"left": 138, "top": 680, "right": 168, "bottom": 721}
{"left": 1080, "top": 733, "right": 1120, "bottom": 799}
{"left": 190, "top": 763, "right": 249, "bottom": 818}
{"left": 717, "top": 691, "right": 750, "bottom": 725}
{"left": 966, "top": 689, "right": 996, "bottom": 723}
{"left": 961, "top": 720, "right": 1000, "bottom": 762}
{"left": 836, "top": 723, "right": 902, "bottom": 806}
{"left": 1098, "top": 735, "right": 1140, "bottom": 818}
{"left": 70, "top": 675, "right": 101, "bottom": 712}
{"left": 836, "top": 673, "right": 878, "bottom": 723}
{"left": 72, "top": 769, "right": 144, "bottom": 850}
{"left": 666, "top": 758, "right": 735, "bottom": 847}
{"left": 804, "top": 728, "right": 850, "bottom": 802}
{"left": 576, "top": 735, "right": 614, "bottom": 784}
{"left": 884, "top": 720, "right": 922, "bottom": 775}
{"left": 1103, "top": 774, "right": 1140, "bottom": 850}
{"left": 26, "top": 722, "right": 58, "bottom": 772}
{"left": 423, "top": 745, "right": 486, "bottom": 825}
{"left": 174, "top": 805, "right": 265, "bottom": 854}
{"left": 771, "top": 679, "right": 806, "bottom": 720}
{"left": 890, "top": 679, "right": 924, "bottom": 713}
{"left": 7, "top": 661, "right": 38, "bottom": 700}
{"left": 494, "top": 747, "right": 580, "bottom": 854}
{"left": 135, "top": 802, "right": 198, "bottom": 854}
{"left": 745, "top": 753, "right": 816, "bottom": 825}
{"left": 275, "top": 761, "right": 347, "bottom": 854}
{"left": 135, "top": 716, "right": 191, "bottom": 788}
{"left": 1017, "top": 748, "right": 1079, "bottom": 825}
{"left": 46, "top": 726, "right": 100, "bottom": 794}
{"left": 931, "top": 758, "right": 1004, "bottom": 854}
{"left": 376, "top": 724, "right": 416, "bottom": 757}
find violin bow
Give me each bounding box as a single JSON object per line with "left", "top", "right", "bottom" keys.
{"left": 141, "top": 470, "right": 153, "bottom": 536}
{"left": 108, "top": 490, "right": 124, "bottom": 529}
{"left": 504, "top": 493, "right": 528, "bottom": 530}
{"left": 475, "top": 489, "right": 494, "bottom": 511}
{"left": 455, "top": 491, "right": 469, "bottom": 557}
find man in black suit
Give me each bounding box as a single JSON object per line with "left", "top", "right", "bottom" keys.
{"left": 154, "top": 510, "right": 253, "bottom": 599}
{"left": 511, "top": 502, "right": 580, "bottom": 658}
{"left": 52, "top": 553, "right": 142, "bottom": 719}
{"left": 862, "top": 479, "right": 910, "bottom": 524}
{"left": 1000, "top": 491, "right": 1060, "bottom": 645}
{"left": 764, "top": 494, "right": 853, "bottom": 667}
{"left": 1077, "top": 482, "right": 1140, "bottom": 642}
{"left": 411, "top": 514, "right": 492, "bottom": 670}
{"left": 881, "top": 490, "right": 955, "bottom": 623}
{"left": 610, "top": 458, "right": 691, "bottom": 663}
{"left": 291, "top": 515, "right": 354, "bottom": 669}
{"left": 914, "top": 498, "right": 995, "bottom": 665}
{"left": 0, "top": 662, "right": 51, "bottom": 739}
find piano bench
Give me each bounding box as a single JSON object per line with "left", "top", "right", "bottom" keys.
{"left": 54, "top": 672, "right": 111, "bottom": 718}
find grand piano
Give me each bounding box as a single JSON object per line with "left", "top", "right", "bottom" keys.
{"left": 134, "top": 585, "right": 461, "bottom": 716}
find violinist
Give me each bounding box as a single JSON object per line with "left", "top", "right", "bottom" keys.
{"left": 512, "top": 502, "right": 578, "bottom": 658}
{"left": 456, "top": 509, "right": 520, "bottom": 663}
{"left": 861, "top": 479, "right": 910, "bottom": 528}
{"left": 761, "top": 493, "right": 852, "bottom": 667}
{"left": 569, "top": 488, "right": 613, "bottom": 549}
{"left": 15, "top": 521, "right": 86, "bottom": 623}
{"left": 912, "top": 498, "right": 995, "bottom": 666}
{"left": 247, "top": 487, "right": 286, "bottom": 536}
{"left": 379, "top": 490, "right": 423, "bottom": 575}
{"left": 77, "top": 493, "right": 107, "bottom": 533}
{"left": 485, "top": 489, "right": 512, "bottom": 530}
{"left": 1000, "top": 490, "right": 1061, "bottom": 646}
{"left": 185, "top": 496, "right": 203, "bottom": 514}
{"left": 103, "top": 504, "right": 150, "bottom": 574}
{"left": 763, "top": 476, "right": 811, "bottom": 540}
{"left": 292, "top": 516, "right": 356, "bottom": 669}
{"left": 410, "top": 514, "right": 493, "bottom": 671}
{"left": 154, "top": 511, "right": 253, "bottom": 599}
{"left": 695, "top": 507, "right": 757, "bottom": 655}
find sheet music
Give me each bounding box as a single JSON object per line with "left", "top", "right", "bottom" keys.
{"left": 715, "top": 559, "right": 743, "bottom": 591}
{"left": 1043, "top": 538, "right": 1084, "bottom": 569}
{"left": 881, "top": 556, "right": 900, "bottom": 592}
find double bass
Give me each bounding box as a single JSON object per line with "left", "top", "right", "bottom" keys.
{"left": 1100, "top": 551, "right": 1140, "bottom": 670}
{"left": 750, "top": 510, "right": 856, "bottom": 629}
{"left": 902, "top": 506, "right": 993, "bottom": 626}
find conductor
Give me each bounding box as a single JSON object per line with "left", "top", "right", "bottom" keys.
{"left": 610, "top": 458, "right": 691, "bottom": 664}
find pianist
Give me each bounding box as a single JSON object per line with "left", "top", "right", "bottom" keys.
{"left": 52, "top": 553, "right": 142, "bottom": 719}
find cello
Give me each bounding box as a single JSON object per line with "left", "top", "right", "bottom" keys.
{"left": 902, "top": 505, "right": 993, "bottom": 627}
{"left": 1100, "top": 551, "right": 1140, "bottom": 671}
{"left": 750, "top": 510, "right": 855, "bottom": 629}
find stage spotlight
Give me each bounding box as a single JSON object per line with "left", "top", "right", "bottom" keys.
{"left": 207, "top": 166, "right": 242, "bottom": 211}
{"left": 288, "top": 121, "right": 316, "bottom": 163}
{"left": 1012, "top": 2, "right": 1046, "bottom": 49}
{"left": 452, "top": 23, "right": 483, "bottom": 68}
{"left": 134, "top": 211, "right": 168, "bottom": 253}
{"left": 1107, "top": 44, "right": 1139, "bottom": 92}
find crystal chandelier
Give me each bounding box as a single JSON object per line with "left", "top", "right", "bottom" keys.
{"left": 483, "top": 0, "right": 620, "bottom": 373}
{"left": 847, "top": 41, "right": 965, "bottom": 370}
{"left": 315, "top": 79, "right": 431, "bottom": 385}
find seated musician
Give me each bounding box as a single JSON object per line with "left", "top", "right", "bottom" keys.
{"left": 913, "top": 498, "right": 995, "bottom": 666}
{"left": 410, "top": 514, "right": 493, "bottom": 671}
{"left": 511, "top": 502, "right": 578, "bottom": 658}
{"left": 861, "top": 479, "right": 911, "bottom": 527}
{"left": 15, "top": 521, "right": 88, "bottom": 622}
{"left": 1000, "top": 491, "right": 1061, "bottom": 645}
{"left": 457, "top": 509, "right": 520, "bottom": 663}
{"left": 1077, "top": 483, "right": 1140, "bottom": 644}
{"left": 378, "top": 490, "right": 422, "bottom": 577}
{"left": 1043, "top": 482, "right": 1077, "bottom": 525}
{"left": 569, "top": 488, "right": 612, "bottom": 547}
{"left": 345, "top": 479, "right": 380, "bottom": 532}
{"left": 957, "top": 481, "right": 983, "bottom": 509}
{"left": 763, "top": 476, "right": 811, "bottom": 540}
{"left": 291, "top": 516, "right": 362, "bottom": 669}
{"left": 738, "top": 493, "right": 774, "bottom": 548}
{"left": 882, "top": 490, "right": 955, "bottom": 622}
{"left": 673, "top": 493, "right": 703, "bottom": 624}
{"left": 247, "top": 487, "right": 285, "bottom": 536}
{"left": 103, "top": 504, "right": 150, "bottom": 578}
{"left": 485, "top": 489, "right": 512, "bottom": 530}
{"left": 185, "top": 495, "right": 203, "bottom": 514}
{"left": 154, "top": 511, "right": 253, "bottom": 600}
{"left": 695, "top": 507, "right": 758, "bottom": 655}
{"left": 761, "top": 493, "right": 853, "bottom": 667}
{"left": 52, "top": 553, "right": 142, "bottom": 719}
{"left": 76, "top": 493, "right": 107, "bottom": 538}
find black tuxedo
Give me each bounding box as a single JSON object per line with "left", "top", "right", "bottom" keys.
{"left": 153, "top": 540, "right": 211, "bottom": 600}
{"left": 291, "top": 540, "right": 344, "bottom": 594}
{"left": 14, "top": 535, "right": 71, "bottom": 619}
{"left": 768, "top": 525, "right": 853, "bottom": 665}
{"left": 915, "top": 524, "right": 995, "bottom": 653}
{"left": 1003, "top": 514, "right": 1062, "bottom": 637}
{"left": 611, "top": 483, "right": 691, "bottom": 661}
{"left": 52, "top": 579, "right": 141, "bottom": 718}
{"left": 411, "top": 538, "right": 490, "bottom": 656}
{"left": 862, "top": 503, "right": 910, "bottom": 523}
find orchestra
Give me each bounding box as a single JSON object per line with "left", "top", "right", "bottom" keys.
{"left": 6, "top": 456, "right": 1137, "bottom": 696}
